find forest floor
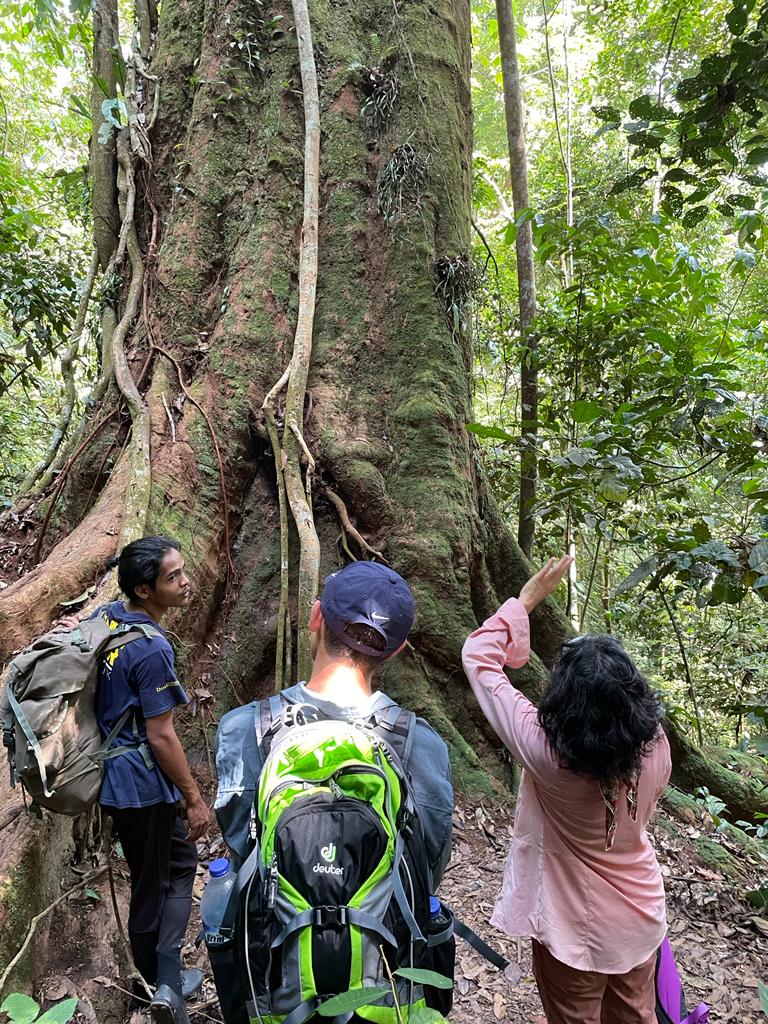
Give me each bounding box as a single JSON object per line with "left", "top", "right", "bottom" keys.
{"left": 14, "top": 784, "right": 767, "bottom": 1024}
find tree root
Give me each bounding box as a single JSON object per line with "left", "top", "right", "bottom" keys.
{"left": 322, "top": 485, "right": 387, "bottom": 561}
{"left": 112, "top": 132, "right": 152, "bottom": 549}
{"left": 261, "top": 0, "right": 323, "bottom": 684}
{"left": 152, "top": 342, "right": 235, "bottom": 582}
{"left": 264, "top": 406, "right": 291, "bottom": 691}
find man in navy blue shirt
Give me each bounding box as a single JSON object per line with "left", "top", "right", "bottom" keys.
{"left": 91, "top": 536, "right": 208, "bottom": 1024}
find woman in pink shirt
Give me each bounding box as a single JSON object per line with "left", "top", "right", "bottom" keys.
{"left": 462, "top": 556, "right": 671, "bottom": 1024}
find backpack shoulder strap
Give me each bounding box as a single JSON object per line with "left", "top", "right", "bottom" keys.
{"left": 370, "top": 703, "right": 416, "bottom": 769}
{"left": 100, "top": 622, "right": 161, "bottom": 655}
{"left": 4, "top": 686, "right": 54, "bottom": 798}
{"left": 257, "top": 693, "right": 286, "bottom": 760}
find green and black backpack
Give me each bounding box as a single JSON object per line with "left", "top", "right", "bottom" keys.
{"left": 230, "top": 697, "right": 454, "bottom": 1024}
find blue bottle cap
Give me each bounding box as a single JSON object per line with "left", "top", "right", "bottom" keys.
{"left": 209, "top": 857, "right": 231, "bottom": 878}
{"left": 429, "top": 895, "right": 441, "bottom": 917}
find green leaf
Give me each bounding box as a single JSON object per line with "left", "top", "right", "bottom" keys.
{"left": 692, "top": 540, "right": 740, "bottom": 566}
{"left": 748, "top": 539, "right": 768, "bottom": 572}
{"left": 627, "top": 95, "right": 675, "bottom": 121}
{"left": 709, "top": 573, "right": 745, "bottom": 606}
{"left": 681, "top": 206, "right": 708, "bottom": 227}
{"left": 316, "top": 987, "right": 390, "bottom": 1015}
{"left": 395, "top": 967, "right": 453, "bottom": 989}
{"left": 726, "top": 0, "right": 756, "bottom": 35}
{"left": 84, "top": 887, "right": 101, "bottom": 900}
{"left": 759, "top": 980, "right": 768, "bottom": 1016}
{"left": 592, "top": 105, "right": 621, "bottom": 122}
{"left": 609, "top": 167, "right": 655, "bottom": 195}
{"left": 565, "top": 447, "right": 594, "bottom": 467}
{"left": 0, "top": 994, "right": 40, "bottom": 1024}
{"left": 466, "top": 422, "right": 515, "bottom": 443}
{"left": 35, "top": 1000, "right": 79, "bottom": 1024}
{"left": 664, "top": 168, "right": 698, "bottom": 184}
{"left": 614, "top": 556, "right": 657, "bottom": 596}
{"left": 60, "top": 586, "right": 95, "bottom": 607}
{"left": 572, "top": 400, "right": 602, "bottom": 423}
{"left": 410, "top": 1009, "right": 448, "bottom": 1024}
{"left": 746, "top": 147, "right": 768, "bottom": 166}
{"left": 68, "top": 95, "right": 91, "bottom": 120}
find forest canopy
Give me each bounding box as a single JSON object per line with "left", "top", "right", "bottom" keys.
{"left": 0, "top": 0, "right": 766, "bottom": 832}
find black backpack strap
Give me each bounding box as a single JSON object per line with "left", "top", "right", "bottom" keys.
{"left": 257, "top": 693, "right": 286, "bottom": 761}
{"left": 370, "top": 704, "right": 416, "bottom": 769}
{"left": 452, "top": 915, "right": 509, "bottom": 970}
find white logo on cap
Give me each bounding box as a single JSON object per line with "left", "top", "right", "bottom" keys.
{"left": 371, "top": 612, "right": 389, "bottom": 622}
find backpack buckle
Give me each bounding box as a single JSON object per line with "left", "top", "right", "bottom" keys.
{"left": 313, "top": 905, "right": 348, "bottom": 927}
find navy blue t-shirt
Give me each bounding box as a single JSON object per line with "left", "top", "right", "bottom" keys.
{"left": 95, "top": 601, "right": 189, "bottom": 808}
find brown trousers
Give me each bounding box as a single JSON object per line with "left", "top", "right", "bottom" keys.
{"left": 531, "top": 940, "right": 657, "bottom": 1024}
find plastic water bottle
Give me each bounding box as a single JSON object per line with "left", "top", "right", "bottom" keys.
{"left": 201, "top": 858, "right": 235, "bottom": 947}
{"left": 429, "top": 895, "right": 451, "bottom": 932}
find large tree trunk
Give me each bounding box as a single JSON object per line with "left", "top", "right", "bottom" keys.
{"left": 0, "top": 0, "right": 764, "bottom": 998}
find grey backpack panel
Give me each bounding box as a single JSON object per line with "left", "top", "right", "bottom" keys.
{"left": 1, "top": 616, "right": 158, "bottom": 815}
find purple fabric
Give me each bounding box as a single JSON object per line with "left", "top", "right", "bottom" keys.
{"left": 657, "top": 937, "right": 684, "bottom": 1020}
{"left": 657, "top": 937, "right": 709, "bottom": 1024}
{"left": 683, "top": 1006, "right": 710, "bottom": 1024}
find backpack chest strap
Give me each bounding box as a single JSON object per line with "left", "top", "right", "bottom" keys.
{"left": 269, "top": 906, "right": 398, "bottom": 951}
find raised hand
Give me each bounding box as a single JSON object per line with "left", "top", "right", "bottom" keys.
{"left": 518, "top": 555, "right": 573, "bottom": 614}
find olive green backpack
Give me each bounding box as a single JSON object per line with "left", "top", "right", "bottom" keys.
{"left": 1, "top": 617, "right": 159, "bottom": 815}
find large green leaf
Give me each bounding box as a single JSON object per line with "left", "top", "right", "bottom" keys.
{"left": 0, "top": 994, "right": 40, "bottom": 1024}
{"left": 315, "top": 987, "right": 390, "bottom": 1016}
{"left": 395, "top": 967, "right": 453, "bottom": 989}
{"left": 466, "top": 422, "right": 515, "bottom": 443}
{"left": 745, "top": 886, "right": 768, "bottom": 909}
{"left": 748, "top": 539, "right": 768, "bottom": 573}
{"left": 614, "top": 556, "right": 657, "bottom": 596}
{"left": 572, "top": 400, "right": 602, "bottom": 423}
{"left": 35, "top": 1000, "right": 78, "bottom": 1024}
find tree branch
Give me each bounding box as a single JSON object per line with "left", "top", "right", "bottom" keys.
{"left": 0, "top": 866, "right": 108, "bottom": 993}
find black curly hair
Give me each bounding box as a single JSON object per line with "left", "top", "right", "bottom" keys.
{"left": 537, "top": 634, "right": 662, "bottom": 783}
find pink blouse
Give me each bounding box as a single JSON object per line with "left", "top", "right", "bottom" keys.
{"left": 462, "top": 597, "right": 671, "bottom": 974}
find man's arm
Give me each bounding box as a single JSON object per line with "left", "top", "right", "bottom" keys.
{"left": 146, "top": 711, "right": 209, "bottom": 840}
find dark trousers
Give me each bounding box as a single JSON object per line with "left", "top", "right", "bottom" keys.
{"left": 105, "top": 802, "right": 198, "bottom": 988}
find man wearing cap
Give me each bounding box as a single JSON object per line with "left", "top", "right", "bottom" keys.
{"left": 210, "top": 561, "right": 453, "bottom": 1024}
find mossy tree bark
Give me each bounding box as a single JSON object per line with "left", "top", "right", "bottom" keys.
{"left": 0, "top": 0, "right": 765, "bottom": 995}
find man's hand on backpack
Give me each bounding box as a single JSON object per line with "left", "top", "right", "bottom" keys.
{"left": 185, "top": 795, "right": 210, "bottom": 841}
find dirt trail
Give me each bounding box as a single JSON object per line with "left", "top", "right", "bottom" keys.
{"left": 14, "top": 793, "right": 768, "bottom": 1024}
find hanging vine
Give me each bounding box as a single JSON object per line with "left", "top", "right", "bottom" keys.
{"left": 262, "top": 0, "right": 322, "bottom": 687}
